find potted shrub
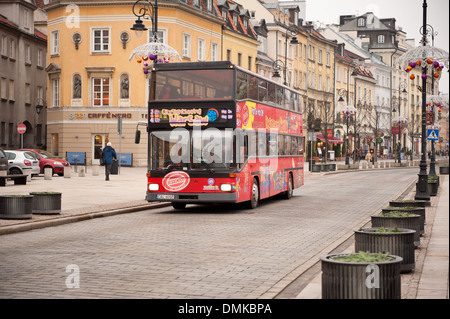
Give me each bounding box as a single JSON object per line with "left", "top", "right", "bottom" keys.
{"left": 354, "top": 227, "right": 416, "bottom": 273}
{"left": 427, "top": 175, "right": 438, "bottom": 196}
{"left": 0, "top": 195, "right": 33, "bottom": 219}
{"left": 321, "top": 251, "right": 402, "bottom": 299}
{"left": 439, "top": 165, "right": 449, "bottom": 175}
{"left": 372, "top": 211, "right": 421, "bottom": 248}
{"left": 30, "top": 192, "right": 62, "bottom": 215}
{"left": 381, "top": 206, "right": 425, "bottom": 236}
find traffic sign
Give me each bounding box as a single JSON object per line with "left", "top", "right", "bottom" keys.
{"left": 17, "top": 124, "right": 26, "bottom": 134}
{"left": 427, "top": 129, "right": 439, "bottom": 141}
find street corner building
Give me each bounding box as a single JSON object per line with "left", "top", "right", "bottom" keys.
{"left": 43, "top": 0, "right": 260, "bottom": 166}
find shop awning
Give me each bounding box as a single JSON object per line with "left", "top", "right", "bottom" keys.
{"left": 316, "top": 134, "right": 344, "bottom": 144}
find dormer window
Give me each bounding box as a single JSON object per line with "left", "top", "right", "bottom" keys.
{"left": 243, "top": 18, "right": 248, "bottom": 29}
{"left": 193, "top": 0, "right": 199, "bottom": 7}
{"left": 357, "top": 18, "right": 365, "bottom": 27}
{"left": 206, "top": 0, "right": 212, "bottom": 12}
{"left": 377, "top": 35, "right": 385, "bottom": 43}
{"left": 222, "top": 9, "right": 227, "bottom": 21}
{"left": 233, "top": 14, "right": 238, "bottom": 27}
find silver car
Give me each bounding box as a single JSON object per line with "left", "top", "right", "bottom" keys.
{"left": 5, "top": 150, "right": 40, "bottom": 176}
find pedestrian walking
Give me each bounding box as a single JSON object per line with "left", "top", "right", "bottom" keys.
{"left": 102, "top": 142, "right": 117, "bottom": 181}
{"left": 365, "top": 151, "right": 372, "bottom": 164}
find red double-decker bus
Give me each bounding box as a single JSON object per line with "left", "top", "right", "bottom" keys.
{"left": 136, "top": 61, "right": 305, "bottom": 209}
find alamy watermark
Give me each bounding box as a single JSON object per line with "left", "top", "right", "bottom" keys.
{"left": 65, "top": 264, "right": 80, "bottom": 288}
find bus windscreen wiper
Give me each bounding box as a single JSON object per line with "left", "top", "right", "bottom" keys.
{"left": 200, "top": 158, "right": 215, "bottom": 174}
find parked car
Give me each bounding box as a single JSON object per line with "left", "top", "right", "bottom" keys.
{"left": 17, "top": 149, "right": 70, "bottom": 176}
{"left": 5, "top": 150, "right": 41, "bottom": 176}
{"left": 0, "top": 148, "right": 8, "bottom": 173}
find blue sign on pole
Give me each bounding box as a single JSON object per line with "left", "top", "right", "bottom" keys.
{"left": 427, "top": 129, "right": 439, "bottom": 141}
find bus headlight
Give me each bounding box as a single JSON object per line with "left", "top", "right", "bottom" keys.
{"left": 220, "top": 184, "right": 232, "bottom": 192}
{"left": 148, "top": 183, "right": 159, "bottom": 191}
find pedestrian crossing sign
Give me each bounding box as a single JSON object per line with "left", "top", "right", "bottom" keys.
{"left": 427, "top": 129, "right": 439, "bottom": 141}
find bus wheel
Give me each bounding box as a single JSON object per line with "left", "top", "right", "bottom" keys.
{"left": 282, "top": 173, "right": 293, "bottom": 200}
{"left": 249, "top": 178, "right": 259, "bottom": 209}
{"left": 172, "top": 202, "right": 186, "bottom": 210}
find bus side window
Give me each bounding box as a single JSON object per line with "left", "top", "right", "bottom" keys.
{"left": 284, "top": 90, "right": 291, "bottom": 109}
{"left": 258, "top": 79, "right": 267, "bottom": 102}
{"left": 267, "top": 82, "right": 276, "bottom": 105}
{"left": 276, "top": 87, "right": 284, "bottom": 107}
{"left": 248, "top": 75, "right": 258, "bottom": 101}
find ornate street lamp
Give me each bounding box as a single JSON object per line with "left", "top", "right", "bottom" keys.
{"left": 35, "top": 98, "right": 46, "bottom": 115}
{"left": 272, "top": 25, "right": 299, "bottom": 86}
{"left": 339, "top": 105, "right": 357, "bottom": 167}
{"left": 398, "top": 0, "right": 449, "bottom": 204}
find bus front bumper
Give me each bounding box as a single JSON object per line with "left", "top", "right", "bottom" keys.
{"left": 146, "top": 192, "right": 238, "bottom": 203}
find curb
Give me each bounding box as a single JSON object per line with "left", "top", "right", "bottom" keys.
{"left": 0, "top": 202, "right": 172, "bottom": 236}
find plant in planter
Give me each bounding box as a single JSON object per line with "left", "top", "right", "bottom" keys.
{"left": 29, "top": 192, "right": 62, "bottom": 215}
{"left": 381, "top": 206, "right": 425, "bottom": 236}
{"left": 389, "top": 199, "right": 426, "bottom": 208}
{"left": 354, "top": 227, "right": 416, "bottom": 273}
{"left": 0, "top": 195, "right": 33, "bottom": 219}
{"left": 321, "top": 251, "right": 402, "bottom": 299}
{"left": 372, "top": 211, "right": 421, "bottom": 247}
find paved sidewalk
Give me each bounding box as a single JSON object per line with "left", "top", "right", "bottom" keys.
{"left": 296, "top": 174, "right": 449, "bottom": 299}
{"left": 0, "top": 164, "right": 448, "bottom": 299}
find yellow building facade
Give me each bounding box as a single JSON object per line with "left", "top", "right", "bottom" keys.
{"left": 44, "top": 0, "right": 259, "bottom": 166}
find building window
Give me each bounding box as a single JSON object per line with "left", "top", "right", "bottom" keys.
{"left": 326, "top": 52, "right": 330, "bottom": 66}
{"left": 226, "top": 49, "right": 231, "bottom": 61}
{"left": 377, "top": 35, "right": 385, "bottom": 43}
{"left": 9, "top": 80, "right": 14, "bottom": 101}
{"left": 148, "top": 28, "right": 166, "bottom": 44}
{"left": 211, "top": 42, "right": 218, "bottom": 61}
{"left": 222, "top": 9, "right": 227, "bottom": 21}
{"left": 25, "top": 44, "right": 31, "bottom": 65}
{"left": 93, "top": 78, "right": 109, "bottom": 106}
{"left": 0, "top": 78, "right": 6, "bottom": 100}
{"left": 9, "top": 39, "right": 15, "bottom": 60}
{"left": 357, "top": 18, "right": 365, "bottom": 27}
{"left": 92, "top": 28, "right": 110, "bottom": 53}
{"left": 198, "top": 38, "right": 205, "bottom": 61}
{"left": 182, "top": 33, "right": 191, "bottom": 58}
{"left": 24, "top": 9, "right": 29, "bottom": 29}
{"left": 248, "top": 56, "right": 252, "bottom": 71}
{"left": 52, "top": 79, "right": 59, "bottom": 107}
{"left": 318, "top": 50, "right": 322, "bottom": 64}
{"left": 1, "top": 36, "right": 7, "bottom": 56}
{"left": 206, "top": 0, "right": 212, "bottom": 12}
{"left": 25, "top": 83, "right": 31, "bottom": 105}
{"left": 51, "top": 31, "right": 59, "bottom": 55}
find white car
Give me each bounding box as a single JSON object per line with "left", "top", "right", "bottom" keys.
{"left": 5, "top": 150, "right": 40, "bottom": 176}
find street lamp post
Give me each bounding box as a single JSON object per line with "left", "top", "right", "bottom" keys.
{"left": 339, "top": 104, "right": 357, "bottom": 168}
{"left": 272, "top": 25, "right": 298, "bottom": 86}
{"left": 415, "top": 0, "right": 430, "bottom": 203}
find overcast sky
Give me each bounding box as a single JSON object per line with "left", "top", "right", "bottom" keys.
{"left": 281, "top": 0, "right": 449, "bottom": 95}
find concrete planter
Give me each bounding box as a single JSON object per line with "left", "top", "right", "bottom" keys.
{"left": 381, "top": 206, "right": 425, "bottom": 236}
{"left": 354, "top": 228, "right": 416, "bottom": 273}
{"left": 30, "top": 192, "right": 62, "bottom": 215}
{"left": 0, "top": 195, "right": 33, "bottom": 219}
{"left": 439, "top": 166, "right": 449, "bottom": 175}
{"left": 371, "top": 214, "right": 421, "bottom": 248}
{"left": 321, "top": 253, "right": 402, "bottom": 299}
{"left": 427, "top": 181, "right": 438, "bottom": 196}
{"left": 328, "top": 164, "right": 336, "bottom": 171}
{"left": 389, "top": 200, "right": 426, "bottom": 208}
{"left": 311, "top": 164, "right": 321, "bottom": 172}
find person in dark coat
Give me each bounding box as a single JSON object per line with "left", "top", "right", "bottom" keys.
{"left": 102, "top": 142, "right": 117, "bottom": 181}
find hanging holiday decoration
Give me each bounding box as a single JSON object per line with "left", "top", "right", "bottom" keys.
{"left": 392, "top": 116, "right": 408, "bottom": 128}
{"left": 398, "top": 45, "right": 449, "bottom": 81}
{"left": 339, "top": 105, "right": 357, "bottom": 119}
{"left": 129, "top": 40, "right": 181, "bottom": 74}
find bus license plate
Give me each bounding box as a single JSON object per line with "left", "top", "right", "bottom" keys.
{"left": 157, "top": 194, "right": 175, "bottom": 199}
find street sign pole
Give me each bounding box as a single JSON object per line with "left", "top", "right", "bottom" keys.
{"left": 17, "top": 124, "right": 26, "bottom": 148}
{"left": 118, "top": 116, "right": 122, "bottom": 174}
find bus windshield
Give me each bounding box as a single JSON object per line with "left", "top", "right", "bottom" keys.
{"left": 150, "top": 130, "right": 237, "bottom": 172}
{"left": 154, "top": 69, "right": 234, "bottom": 101}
